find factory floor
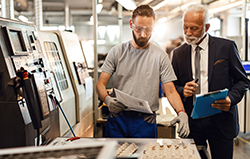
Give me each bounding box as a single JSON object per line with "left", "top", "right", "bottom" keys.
{"left": 173, "top": 131, "right": 250, "bottom": 159}
{"left": 233, "top": 131, "right": 250, "bottom": 159}
{"left": 185, "top": 131, "right": 250, "bottom": 159}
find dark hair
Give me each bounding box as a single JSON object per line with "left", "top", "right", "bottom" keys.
{"left": 132, "top": 5, "right": 155, "bottom": 22}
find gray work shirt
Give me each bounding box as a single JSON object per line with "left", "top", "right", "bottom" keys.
{"left": 101, "top": 41, "right": 177, "bottom": 111}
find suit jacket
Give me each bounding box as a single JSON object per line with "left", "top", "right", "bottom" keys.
{"left": 172, "top": 35, "right": 250, "bottom": 139}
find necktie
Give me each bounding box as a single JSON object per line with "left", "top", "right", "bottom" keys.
{"left": 195, "top": 46, "right": 201, "bottom": 94}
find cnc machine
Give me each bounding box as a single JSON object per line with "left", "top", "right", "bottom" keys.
{"left": 0, "top": 18, "right": 59, "bottom": 148}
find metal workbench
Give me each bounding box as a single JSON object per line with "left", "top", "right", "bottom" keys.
{"left": 50, "top": 137, "right": 201, "bottom": 159}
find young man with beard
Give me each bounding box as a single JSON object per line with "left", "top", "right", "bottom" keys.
{"left": 171, "top": 4, "right": 250, "bottom": 159}
{"left": 96, "top": 5, "right": 189, "bottom": 138}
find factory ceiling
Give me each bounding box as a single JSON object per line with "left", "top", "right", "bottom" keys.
{"left": 12, "top": 0, "right": 245, "bottom": 27}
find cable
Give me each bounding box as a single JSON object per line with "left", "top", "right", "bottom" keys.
{"left": 51, "top": 94, "right": 76, "bottom": 137}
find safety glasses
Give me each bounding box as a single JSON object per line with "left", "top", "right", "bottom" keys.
{"left": 132, "top": 24, "right": 154, "bottom": 35}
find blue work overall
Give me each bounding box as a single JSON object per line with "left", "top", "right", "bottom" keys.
{"left": 104, "top": 110, "right": 157, "bottom": 138}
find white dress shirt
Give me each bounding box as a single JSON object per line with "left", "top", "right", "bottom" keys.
{"left": 191, "top": 34, "right": 209, "bottom": 94}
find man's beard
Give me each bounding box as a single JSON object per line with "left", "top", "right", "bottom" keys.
{"left": 184, "top": 27, "right": 206, "bottom": 45}
{"left": 132, "top": 31, "right": 151, "bottom": 47}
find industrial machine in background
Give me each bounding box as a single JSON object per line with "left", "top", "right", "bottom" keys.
{"left": 37, "top": 31, "right": 76, "bottom": 136}
{"left": 228, "top": 34, "right": 250, "bottom": 134}
{"left": 0, "top": 17, "right": 60, "bottom": 148}
{"left": 80, "top": 40, "right": 94, "bottom": 70}
{"left": 38, "top": 31, "right": 93, "bottom": 137}
{"left": 241, "top": 61, "right": 250, "bottom": 133}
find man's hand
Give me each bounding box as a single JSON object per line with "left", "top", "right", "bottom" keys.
{"left": 105, "top": 96, "right": 126, "bottom": 114}
{"left": 211, "top": 96, "right": 231, "bottom": 111}
{"left": 183, "top": 80, "right": 198, "bottom": 98}
{"left": 170, "top": 111, "right": 190, "bottom": 138}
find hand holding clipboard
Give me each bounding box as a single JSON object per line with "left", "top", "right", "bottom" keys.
{"left": 191, "top": 88, "right": 229, "bottom": 119}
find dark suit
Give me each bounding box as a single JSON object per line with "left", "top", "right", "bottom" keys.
{"left": 172, "top": 35, "right": 250, "bottom": 159}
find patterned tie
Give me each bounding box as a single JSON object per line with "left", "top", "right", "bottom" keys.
{"left": 195, "top": 46, "right": 201, "bottom": 94}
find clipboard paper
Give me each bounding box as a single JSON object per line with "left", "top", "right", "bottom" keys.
{"left": 191, "top": 88, "right": 229, "bottom": 119}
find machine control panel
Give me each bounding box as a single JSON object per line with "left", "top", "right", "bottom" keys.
{"left": 0, "top": 17, "right": 60, "bottom": 148}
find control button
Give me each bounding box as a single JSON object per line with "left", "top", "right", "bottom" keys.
{"left": 32, "top": 46, "right": 36, "bottom": 50}
{"left": 38, "top": 68, "right": 43, "bottom": 72}
{"left": 29, "top": 35, "right": 35, "bottom": 43}
{"left": 44, "top": 79, "right": 50, "bottom": 84}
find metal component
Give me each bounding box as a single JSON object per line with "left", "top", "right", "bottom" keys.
{"left": 93, "top": 0, "right": 100, "bottom": 137}
{"left": 118, "top": 3, "right": 123, "bottom": 44}
{"left": 34, "top": 0, "right": 43, "bottom": 30}
{"left": 65, "top": 0, "right": 70, "bottom": 30}
{"left": 50, "top": 71, "right": 63, "bottom": 103}
{"left": 1, "top": 0, "right": 14, "bottom": 19}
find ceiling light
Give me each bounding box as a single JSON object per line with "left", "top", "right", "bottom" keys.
{"left": 209, "top": 1, "right": 243, "bottom": 14}
{"left": 158, "top": 17, "right": 167, "bottom": 23}
{"left": 18, "top": 15, "right": 28, "bottom": 22}
{"left": 169, "top": 1, "right": 199, "bottom": 14}
{"left": 152, "top": 0, "right": 170, "bottom": 11}
{"left": 180, "top": 2, "right": 198, "bottom": 11}
{"left": 97, "top": 4, "right": 103, "bottom": 13}
{"left": 140, "top": 0, "right": 154, "bottom": 5}
{"left": 116, "top": 0, "right": 137, "bottom": 11}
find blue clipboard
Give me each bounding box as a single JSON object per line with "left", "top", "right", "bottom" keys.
{"left": 191, "top": 89, "right": 229, "bottom": 119}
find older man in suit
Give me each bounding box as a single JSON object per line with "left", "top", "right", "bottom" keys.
{"left": 171, "top": 4, "right": 250, "bottom": 159}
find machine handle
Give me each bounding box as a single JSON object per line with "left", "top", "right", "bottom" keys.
{"left": 50, "top": 71, "right": 63, "bottom": 103}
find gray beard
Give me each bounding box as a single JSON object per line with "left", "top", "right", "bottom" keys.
{"left": 184, "top": 29, "right": 206, "bottom": 45}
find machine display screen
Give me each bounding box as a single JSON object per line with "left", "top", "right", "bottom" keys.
{"left": 9, "top": 30, "right": 25, "bottom": 52}
{"left": 3, "top": 26, "right": 28, "bottom": 55}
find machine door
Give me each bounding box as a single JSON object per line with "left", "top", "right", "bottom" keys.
{"left": 54, "top": 31, "right": 93, "bottom": 137}
{"left": 37, "top": 32, "right": 76, "bottom": 136}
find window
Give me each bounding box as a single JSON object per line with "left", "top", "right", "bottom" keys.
{"left": 43, "top": 42, "right": 68, "bottom": 91}
{"left": 208, "top": 17, "right": 221, "bottom": 37}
